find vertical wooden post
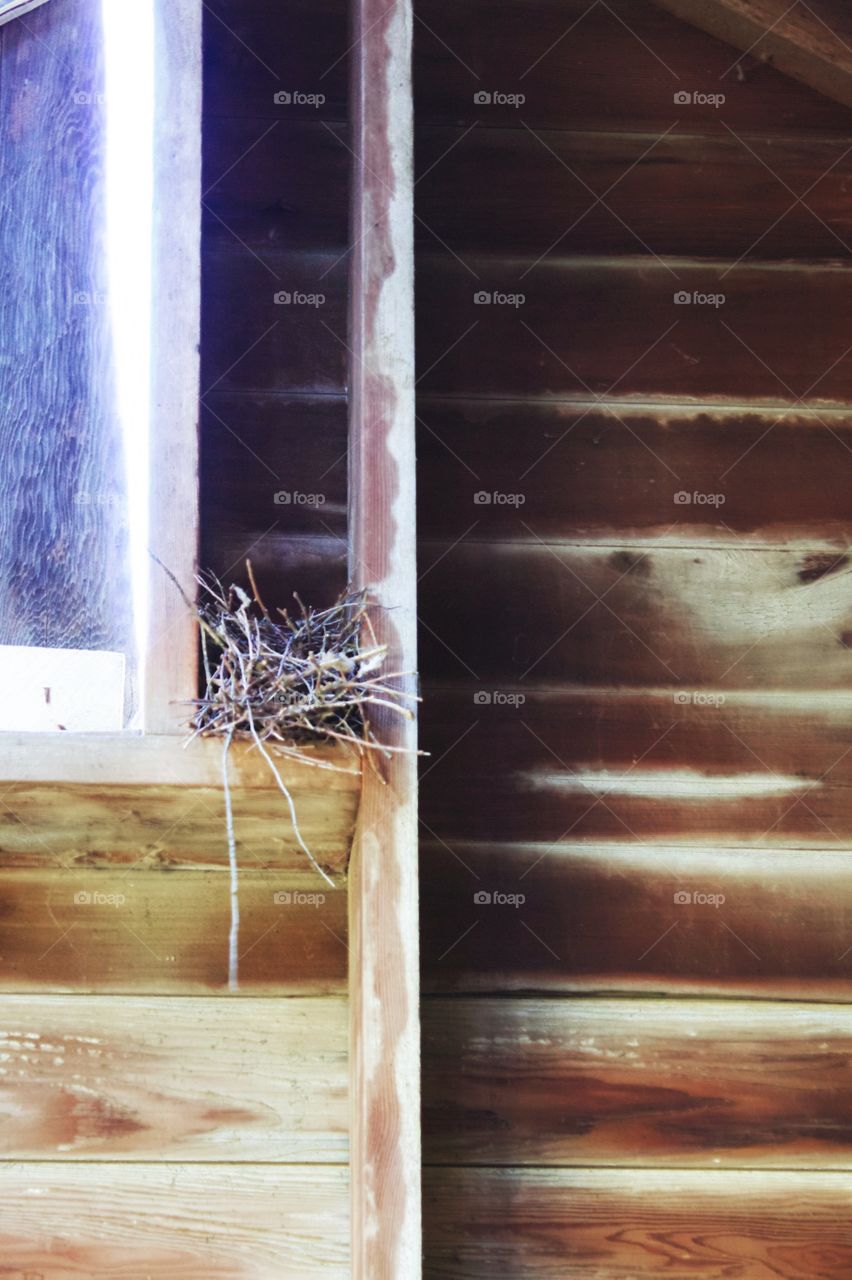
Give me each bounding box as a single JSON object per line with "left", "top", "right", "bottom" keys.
{"left": 146, "top": 0, "right": 202, "bottom": 733}
{"left": 348, "top": 1, "right": 421, "bottom": 1276}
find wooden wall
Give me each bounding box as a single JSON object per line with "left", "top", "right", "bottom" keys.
{"left": 414, "top": 1, "right": 852, "bottom": 1275}
{"left": 0, "top": 2, "right": 353, "bottom": 1273}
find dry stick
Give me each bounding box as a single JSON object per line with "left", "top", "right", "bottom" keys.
{"left": 221, "top": 727, "right": 240, "bottom": 991}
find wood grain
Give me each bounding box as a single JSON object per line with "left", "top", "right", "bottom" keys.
{"left": 416, "top": 399, "right": 852, "bottom": 544}
{"left": 654, "top": 0, "right": 852, "bottom": 112}
{"left": 419, "top": 686, "right": 852, "bottom": 846}
{"left": 416, "top": 126, "right": 852, "bottom": 259}
{"left": 416, "top": 255, "right": 852, "bottom": 406}
{"left": 0, "top": 869, "right": 347, "bottom": 993}
{"left": 420, "top": 839, "right": 852, "bottom": 997}
{"left": 348, "top": 0, "right": 422, "bottom": 1275}
{"left": 0, "top": 994, "right": 347, "bottom": 1161}
{"left": 423, "top": 1167, "right": 852, "bottom": 1278}
{"left": 0, "top": 0, "right": 134, "bottom": 666}
{"left": 418, "top": 542, "right": 852, "bottom": 688}
{"left": 423, "top": 997, "right": 852, "bottom": 1165}
{"left": 414, "top": 0, "right": 852, "bottom": 134}
{"left": 0, "top": 1163, "right": 348, "bottom": 1277}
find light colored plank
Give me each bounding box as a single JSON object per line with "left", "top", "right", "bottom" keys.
{"left": 424, "top": 1167, "right": 852, "bottom": 1278}
{"left": 146, "top": 0, "right": 202, "bottom": 732}
{"left": 0, "top": 869, "right": 347, "bottom": 993}
{"left": 0, "top": 994, "right": 347, "bottom": 1161}
{"left": 424, "top": 997, "right": 852, "bottom": 1166}
{"left": 654, "top": 0, "right": 852, "bottom": 111}
{"left": 348, "top": 0, "right": 421, "bottom": 1275}
{"left": 0, "top": 1163, "right": 348, "bottom": 1277}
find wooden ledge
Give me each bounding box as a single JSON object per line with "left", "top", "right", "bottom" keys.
{"left": 0, "top": 733, "right": 361, "bottom": 874}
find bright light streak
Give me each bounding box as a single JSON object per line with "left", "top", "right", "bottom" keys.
{"left": 101, "top": 0, "right": 155, "bottom": 726}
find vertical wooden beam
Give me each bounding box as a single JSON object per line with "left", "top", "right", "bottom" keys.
{"left": 146, "top": 0, "right": 202, "bottom": 732}
{"left": 348, "top": 1, "right": 421, "bottom": 1276}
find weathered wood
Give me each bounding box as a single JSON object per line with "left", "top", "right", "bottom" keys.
{"left": 418, "top": 542, "right": 852, "bottom": 688}
{"left": 420, "top": 687, "right": 852, "bottom": 846}
{"left": 423, "top": 1167, "right": 852, "bottom": 1278}
{"left": 201, "top": 241, "right": 347, "bottom": 395}
{"left": 416, "top": 254, "right": 852, "bottom": 406}
{"left": 203, "top": 529, "right": 347, "bottom": 615}
{"left": 0, "top": 733, "right": 358, "bottom": 870}
{"left": 420, "top": 839, "right": 852, "bottom": 997}
{"left": 416, "top": 125, "right": 852, "bottom": 259}
{"left": 654, "top": 0, "right": 852, "bottom": 112}
{"left": 424, "top": 997, "right": 852, "bottom": 1164}
{"left": 146, "top": 0, "right": 203, "bottom": 732}
{"left": 0, "top": 0, "right": 134, "bottom": 668}
{"left": 414, "top": 0, "right": 852, "bottom": 134}
{"left": 0, "top": 1163, "right": 348, "bottom": 1277}
{"left": 0, "top": 994, "right": 347, "bottom": 1160}
{"left": 417, "top": 399, "right": 852, "bottom": 544}
{"left": 348, "top": 0, "right": 421, "bottom": 1275}
{"left": 203, "top": 0, "right": 348, "bottom": 122}
{"left": 0, "top": 869, "right": 347, "bottom": 993}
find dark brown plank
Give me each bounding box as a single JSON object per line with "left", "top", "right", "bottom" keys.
{"left": 423, "top": 1167, "right": 852, "bottom": 1278}
{"left": 416, "top": 127, "right": 852, "bottom": 259}
{"left": 0, "top": 868, "right": 347, "bottom": 993}
{"left": 203, "top": 120, "right": 348, "bottom": 249}
{"left": 415, "top": 255, "right": 852, "bottom": 406}
{"left": 0, "top": 0, "right": 133, "bottom": 656}
{"left": 416, "top": 399, "right": 852, "bottom": 543}
{"left": 420, "top": 839, "right": 852, "bottom": 997}
{"left": 202, "top": 529, "right": 347, "bottom": 615}
{"left": 201, "top": 242, "right": 347, "bottom": 395}
{"left": 204, "top": 0, "right": 348, "bottom": 121}
{"left": 414, "top": 0, "right": 852, "bottom": 134}
{"left": 418, "top": 542, "right": 852, "bottom": 687}
{"left": 424, "top": 997, "right": 852, "bottom": 1163}
{"left": 419, "top": 686, "right": 852, "bottom": 846}
{"left": 201, "top": 393, "right": 347, "bottom": 547}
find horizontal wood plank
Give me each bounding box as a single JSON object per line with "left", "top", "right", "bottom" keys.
{"left": 420, "top": 840, "right": 852, "bottom": 997}
{"left": 0, "top": 869, "right": 347, "bottom": 993}
{"left": 0, "top": 994, "right": 346, "bottom": 1161}
{"left": 416, "top": 126, "right": 852, "bottom": 259}
{"left": 423, "top": 1167, "right": 852, "bottom": 1278}
{"left": 416, "top": 255, "right": 852, "bottom": 406}
{"left": 420, "top": 687, "right": 852, "bottom": 846}
{"left": 423, "top": 997, "right": 852, "bottom": 1164}
{"left": 413, "top": 0, "right": 852, "bottom": 134}
{"left": 418, "top": 542, "right": 852, "bottom": 687}
{"left": 0, "top": 1163, "right": 348, "bottom": 1277}
{"left": 416, "top": 399, "right": 852, "bottom": 544}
